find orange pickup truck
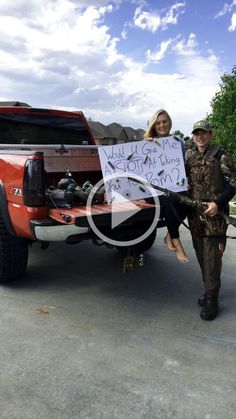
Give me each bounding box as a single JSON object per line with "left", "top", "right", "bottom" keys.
{"left": 0, "top": 102, "right": 165, "bottom": 283}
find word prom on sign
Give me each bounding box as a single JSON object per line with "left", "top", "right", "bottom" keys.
{"left": 98, "top": 137, "right": 187, "bottom": 202}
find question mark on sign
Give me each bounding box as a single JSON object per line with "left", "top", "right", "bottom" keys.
{"left": 171, "top": 167, "right": 180, "bottom": 183}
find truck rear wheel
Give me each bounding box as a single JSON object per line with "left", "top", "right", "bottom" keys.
{"left": 0, "top": 217, "right": 29, "bottom": 283}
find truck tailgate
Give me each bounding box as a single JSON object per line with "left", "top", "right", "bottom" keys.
{"left": 49, "top": 200, "right": 157, "bottom": 227}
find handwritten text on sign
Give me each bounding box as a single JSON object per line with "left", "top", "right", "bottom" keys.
{"left": 98, "top": 137, "right": 187, "bottom": 202}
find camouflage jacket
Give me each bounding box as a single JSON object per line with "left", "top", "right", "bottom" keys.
{"left": 186, "top": 143, "right": 236, "bottom": 237}
{"left": 186, "top": 143, "right": 236, "bottom": 210}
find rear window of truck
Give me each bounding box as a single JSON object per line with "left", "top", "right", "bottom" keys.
{"left": 0, "top": 112, "right": 94, "bottom": 145}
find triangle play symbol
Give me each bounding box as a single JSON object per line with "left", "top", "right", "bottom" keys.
{"left": 111, "top": 191, "right": 142, "bottom": 229}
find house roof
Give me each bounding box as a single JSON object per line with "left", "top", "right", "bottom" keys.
{"left": 108, "top": 123, "right": 129, "bottom": 140}
{"left": 88, "top": 120, "right": 145, "bottom": 141}
{"left": 0, "top": 101, "right": 31, "bottom": 107}
{"left": 87, "top": 121, "right": 111, "bottom": 138}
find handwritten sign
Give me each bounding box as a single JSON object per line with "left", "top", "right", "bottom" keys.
{"left": 98, "top": 137, "right": 187, "bottom": 202}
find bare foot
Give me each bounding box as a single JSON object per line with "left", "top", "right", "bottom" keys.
{"left": 164, "top": 233, "right": 176, "bottom": 251}
{"left": 172, "top": 238, "right": 189, "bottom": 263}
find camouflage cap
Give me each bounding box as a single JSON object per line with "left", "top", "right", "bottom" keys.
{"left": 192, "top": 120, "right": 212, "bottom": 133}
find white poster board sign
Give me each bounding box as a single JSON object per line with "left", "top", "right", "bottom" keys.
{"left": 98, "top": 137, "right": 187, "bottom": 202}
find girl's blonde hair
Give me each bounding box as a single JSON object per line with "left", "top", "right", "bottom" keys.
{"left": 143, "top": 109, "right": 172, "bottom": 139}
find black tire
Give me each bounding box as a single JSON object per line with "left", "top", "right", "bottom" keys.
{"left": 117, "top": 227, "right": 157, "bottom": 256}
{"left": 135, "top": 227, "right": 157, "bottom": 254}
{"left": 0, "top": 217, "right": 29, "bottom": 283}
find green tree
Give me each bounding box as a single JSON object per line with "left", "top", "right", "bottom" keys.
{"left": 173, "top": 129, "right": 184, "bottom": 139}
{"left": 208, "top": 66, "right": 236, "bottom": 157}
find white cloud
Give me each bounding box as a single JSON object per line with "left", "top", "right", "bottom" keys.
{"left": 121, "top": 22, "right": 129, "bottom": 39}
{"left": 229, "top": 12, "right": 236, "bottom": 30}
{"left": 133, "top": 7, "right": 161, "bottom": 32}
{"left": 0, "top": 3, "right": 116, "bottom": 61}
{"left": 174, "top": 33, "right": 198, "bottom": 56}
{"left": 0, "top": 0, "right": 42, "bottom": 17}
{"left": 215, "top": 0, "right": 236, "bottom": 18}
{"left": 133, "top": 2, "right": 185, "bottom": 33}
{"left": 146, "top": 39, "right": 173, "bottom": 63}
{"left": 0, "top": 1, "right": 222, "bottom": 135}
{"left": 162, "top": 2, "right": 186, "bottom": 26}
{"left": 115, "top": 32, "right": 221, "bottom": 133}
{"left": 215, "top": 0, "right": 236, "bottom": 31}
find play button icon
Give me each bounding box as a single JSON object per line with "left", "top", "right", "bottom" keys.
{"left": 110, "top": 191, "right": 142, "bottom": 229}
{"left": 86, "top": 172, "right": 160, "bottom": 247}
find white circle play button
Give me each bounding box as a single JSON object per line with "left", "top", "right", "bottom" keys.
{"left": 86, "top": 173, "right": 160, "bottom": 247}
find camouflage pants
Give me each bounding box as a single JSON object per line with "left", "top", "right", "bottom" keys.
{"left": 191, "top": 235, "right": 226, "bottom": 296}
{"left": 188, "top": 212, "right": 227, "bottom": 297}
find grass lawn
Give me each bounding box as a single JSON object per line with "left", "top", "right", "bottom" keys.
{"left": 230, "top": 204, "right": 236, "bottom": 215}
{"left": 230, "top": 195, "right": 236, "bottom": 215}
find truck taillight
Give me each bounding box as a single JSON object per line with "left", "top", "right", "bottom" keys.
{"left": 23, "top": 159, "right": 45, "bottom": 206}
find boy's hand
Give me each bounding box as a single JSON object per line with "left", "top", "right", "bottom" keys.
{"left": 202, "top": 202, "right": 218, "bottom": 217}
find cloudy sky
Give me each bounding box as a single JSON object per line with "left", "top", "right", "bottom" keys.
{"left": 0, "top": 0, "right": 235, "bottom": 135}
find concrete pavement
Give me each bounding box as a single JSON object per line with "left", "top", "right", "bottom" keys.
{"left": 0, "top": 225, "right": 236, "bottom": 419}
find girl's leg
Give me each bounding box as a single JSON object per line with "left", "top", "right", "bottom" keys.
{"left": 171, "top": 238, "right": 189, "bottom": 263}
{"left": 164, "top": 232, "right": 176, "bottom": 251}
{"left": 164, "top": 202, "right": 189, "bottom": 263}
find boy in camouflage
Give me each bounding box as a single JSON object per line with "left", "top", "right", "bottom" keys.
{"left": 186, "top": 120, "right": 236, "bottom": 320}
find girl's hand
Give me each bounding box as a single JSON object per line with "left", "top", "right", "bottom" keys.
{"left": 146, "top": 137, "right": 154, "bottom": 142}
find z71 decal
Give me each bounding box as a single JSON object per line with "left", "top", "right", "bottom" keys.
{"left": 9, "top": 187, "right": 22, "bottom": 197}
